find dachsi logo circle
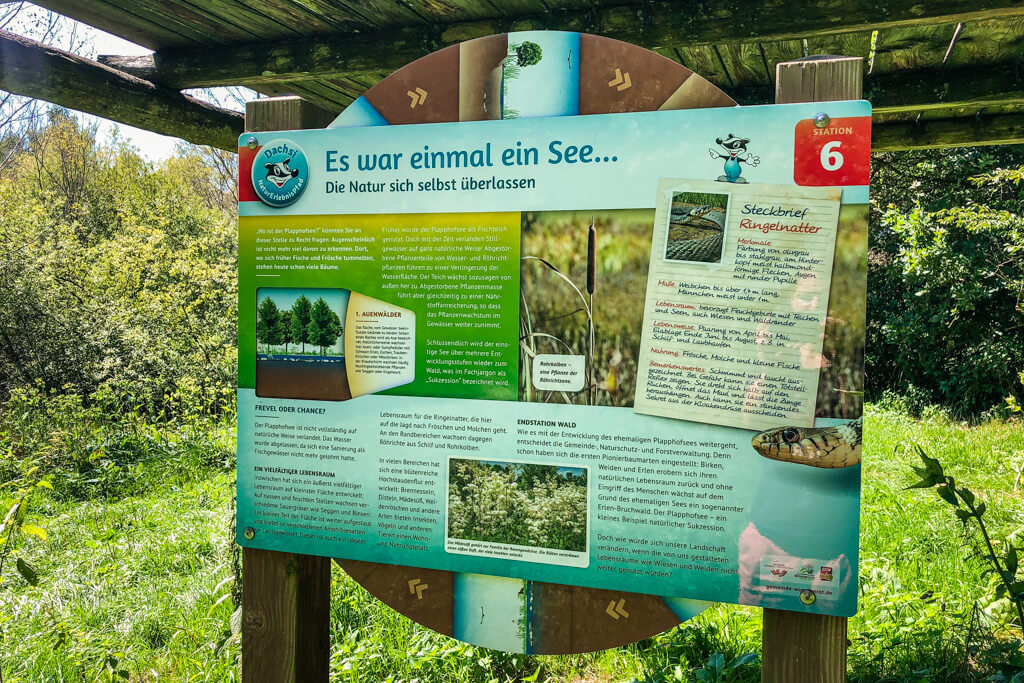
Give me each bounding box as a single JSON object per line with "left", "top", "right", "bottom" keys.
{"left": 252, "top": 138, "right": 309, "bottom": 207}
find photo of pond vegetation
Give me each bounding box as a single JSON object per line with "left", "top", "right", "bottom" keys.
{"left": 447, "top": 459, "right": 588, "bottom": 552}
{"left": 520, "top": 209, "right": 654, "bottom": 408}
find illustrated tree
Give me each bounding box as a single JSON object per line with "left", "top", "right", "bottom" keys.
{"left": 514, "top": 40, "right": 543, "bottom": 67}
{"left": 308, "top": 297, "right": 342, "bottom": 355}
{"left": 290, "top": 294, "right": 312, "bottom": 353}
{"left": 502, "top": 41, "right": 543, "bottom": 119}
{"left": 330, "top": 310, "right": 343, "bottom": 350}
{"left": 255, "top": 296, "right": 281, "bottom": 353}
{"left": 276, "top": 309, "right": 293, "bottom": 353}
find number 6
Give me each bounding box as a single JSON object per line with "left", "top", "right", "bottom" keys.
{"left": 820, "top": 140, "right": 844, "bottom": 171}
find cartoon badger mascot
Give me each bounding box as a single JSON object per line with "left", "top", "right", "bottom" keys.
{"left": 264, "top": 158, "right": 299, "bottom": 188}
{"left": 709, "top": 134, "right": 759, "bottom": 183}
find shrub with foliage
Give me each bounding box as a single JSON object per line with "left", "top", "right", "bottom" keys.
{"left": 869, "top": 202, "right": 1024, "bottom": 415}
{"left": 0, "top": 382, "right": 235, "bottom": 501}
{"left": 0, "top": 110, "right": 237, "bottom": 416}
{"left": 868, "top": 147, "right": 1024, "bottom": 416}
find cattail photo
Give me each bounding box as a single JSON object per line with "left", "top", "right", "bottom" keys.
{"left": 519, "top": 209, "right": 652, "bottom": 408}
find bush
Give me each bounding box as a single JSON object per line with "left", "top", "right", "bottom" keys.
{"left": 867, "top": 203, "right": 1024, "bottom": 416}
{"left": 0, "top": 382, "right": 236, "bottom": 500}
{"left": 875, "top": 386, "right": 933, "bottom": 418}
{"left": 0, "top": 111, "right": 237, "bottom": 417}
{"left": 868, "top": 148, "right": 1024, "bottom": 417}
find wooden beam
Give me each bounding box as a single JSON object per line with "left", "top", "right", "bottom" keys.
{"left": 865, "top": 62, "right": 1024, "bottom": 114}
{"left": 90, "top": 0, "right": 1024, "bottom": 89}
{"left": 97, "top": 54, "right": 160, "bottom": 80}
{"left": 0, "top": 30, "right": 242, "bottom": 150}
{"left": 729, "top": 62, "right": 1024, "bottom": 113}
{"left": 872, "top": 112, "right": 1024, "bottom": 150}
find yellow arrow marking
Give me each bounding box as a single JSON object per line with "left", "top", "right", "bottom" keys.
{"left": 607, "top": 68, "right": 632, "bottom": 92}
{"left": 407, "top": 87, "right": 428, "bottom": 108}
{"left": 408, "top": 578, "right": 429, "bottom": 599}
{"left": 605, "top": 598, "right": 629, "bottom": 619}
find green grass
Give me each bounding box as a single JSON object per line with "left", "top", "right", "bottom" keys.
{"left": 847, "top": 406, "right": 1024, "bottom": 682}
{"left": 1, "top": 406, "right": 1022, "bottom": 681}
{"left": 0, "top": 472, "right": 240, "bottom": 681}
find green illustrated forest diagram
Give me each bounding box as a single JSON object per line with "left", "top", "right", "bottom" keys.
{"left": 255, "top": 287, "right": 351, "bottom": 400}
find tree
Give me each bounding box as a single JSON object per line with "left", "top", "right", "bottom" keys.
{"left": 0, "top": 5, "right": 85, "bottom": 173}
{"left": 255, "top": 297, "right": 281, "bottom": 353}
{"left": 868, "top": 151, "right": 1024, "bottom": 415}
{"left": 290, "top": 295, "right": 312, "bottom": 353}
{"left": 514, "top": 41, "right": 542, "bottom": 67}
{"left": 516, "top": 463, "right": 557, "bottom": 491}
{"left": 276, "top": 309, "right": 293, "bottom": 353}
{"left": 0, "top": 111, "right": 238, "bottom": 414}
{"left": 307, "top": 297, "right": 342, "bottom": 355}
{"left": 167, "top": 144, "right": 237, "bottom": 212}
{"left": 306, "top": 314, "right": 321, "bottom": 357}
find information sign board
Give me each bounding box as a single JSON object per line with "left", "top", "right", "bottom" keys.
{"left": 237, "top": 100, "right": 869, "bottom": 619}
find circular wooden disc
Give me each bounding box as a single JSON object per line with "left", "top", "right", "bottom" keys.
{"left": 332, "top": 31, "right": 735, "bottom": 655}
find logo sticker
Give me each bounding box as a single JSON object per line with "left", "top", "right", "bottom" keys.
{"left": 709, "top": 132, "right": 759, "bottom": 184}
{"left": 252, "top": 138, "right": 309, "bottom": 207}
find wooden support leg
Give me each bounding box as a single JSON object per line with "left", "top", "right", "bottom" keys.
{"left": 762, "top": 610, "right": 847, "bottom": 683}
{"left": 241, "top": 548, "right": 331, "bottom": 683}
{"left": 761, "top": 54, "right": 863, "bottom": 683}
{"left": 240, "top": 96, "right": 336, "bottom": 683}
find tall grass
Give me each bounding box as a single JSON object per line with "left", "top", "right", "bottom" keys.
{"left": 2, "top": 404, "right": 1022, "bottom": 681}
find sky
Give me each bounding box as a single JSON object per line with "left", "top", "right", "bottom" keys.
{"left": 9, "top": 3, "right": 254, "bottom": 161}
{"left": 87, "top": 30, "right": 189, "bottom": 161}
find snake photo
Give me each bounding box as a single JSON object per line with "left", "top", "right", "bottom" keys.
{"left": 751, "top": 417, "right": 862, "bottom": 468}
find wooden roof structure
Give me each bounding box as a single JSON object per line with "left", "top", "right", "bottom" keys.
{"left": 3, "top": 0, "right": 1024, "bottom": 152}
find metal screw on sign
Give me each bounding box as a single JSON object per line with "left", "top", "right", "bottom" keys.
{"left": 814, "top": 113, "right": 830, "bottom": 128}
{"left": 243, "top": 527, "right": 255, "bottom": 540}
{"left": 246, "top": 136, "right": 258, "bottom": 149}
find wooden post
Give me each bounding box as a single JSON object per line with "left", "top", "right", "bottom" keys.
{"left": 241, "top": 96, "right": 336, "bottom": 683}
{"left": 762, "top": 610, "right": 849, "bottom": 682}
{"left": 775, "top": 55, "right": 863, "bottom": 104}
{"left": 241, "top": 548, "right": 331, "bottom": 681}
{"left": 245, "top": 96, "right": 338, "bottom": 132}
{"left": 762, "top": 55, "right": 862, "bottom": 683}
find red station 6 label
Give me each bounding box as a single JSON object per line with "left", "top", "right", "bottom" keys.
{"left": 794, "top": 115, "right": 871, "bottom": 186}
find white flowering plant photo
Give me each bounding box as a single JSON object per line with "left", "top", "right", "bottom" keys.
{"left": 446, "top": 459, "right": 588, "bottom": 552}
